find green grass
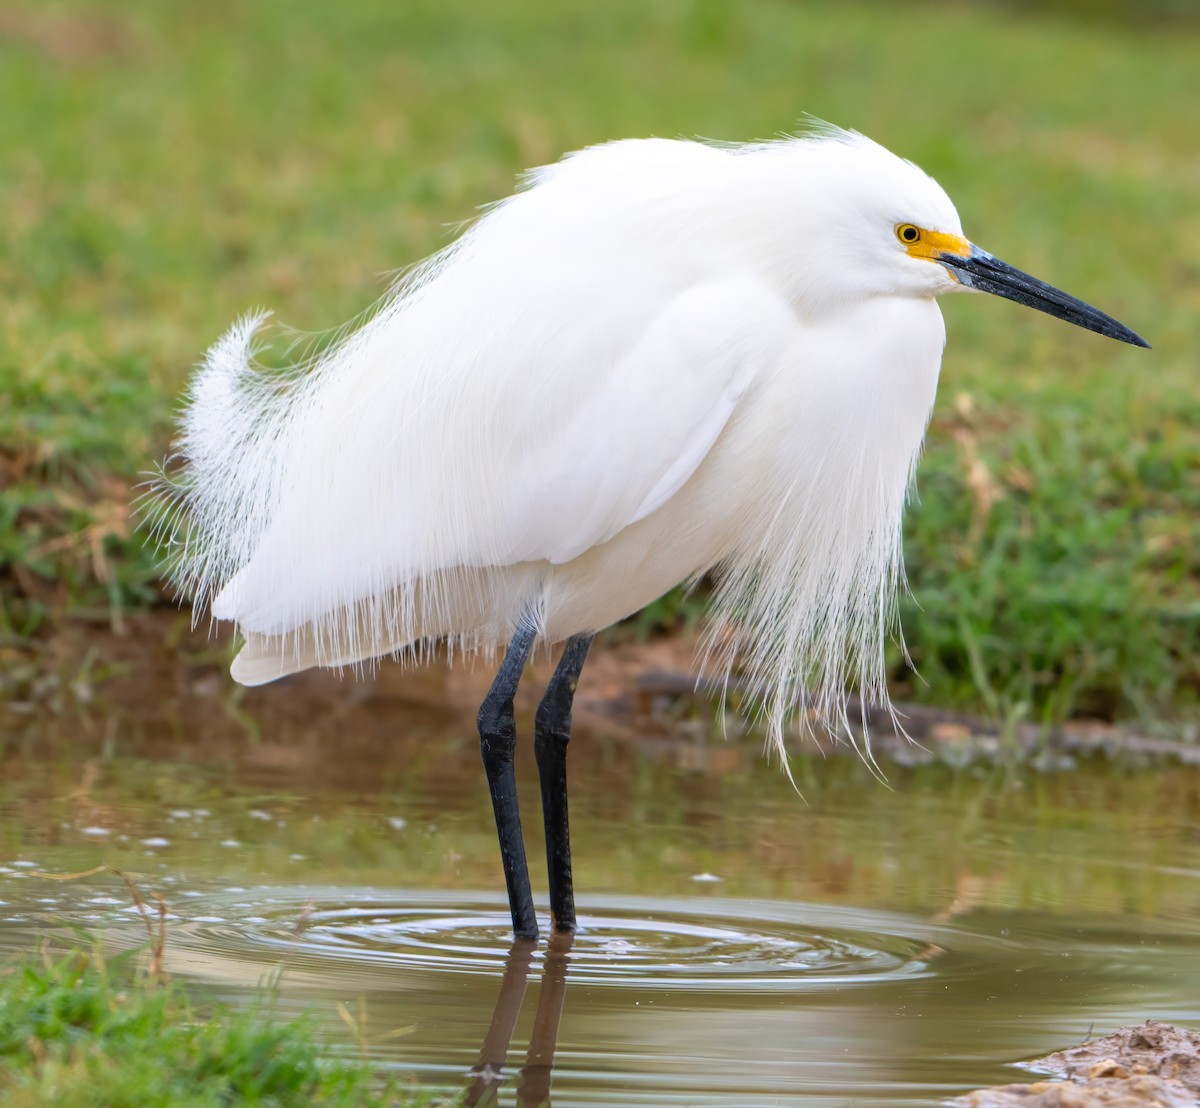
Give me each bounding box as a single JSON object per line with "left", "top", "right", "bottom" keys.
{"left": 0, "top": 945, "right": 425, "bottom": 1107}
{"left": 1, "top": 0, "right": 1197, "bottom": 725}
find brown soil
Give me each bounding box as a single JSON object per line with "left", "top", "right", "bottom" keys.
{"left": 4, "top": 610, "right": 1197, "bottom": 771}
{"left": 956, "top": 1023, "right": 1200, "bottom": 1107}
{"left": 0, "top": 8, "right": 136, "bottom": 64}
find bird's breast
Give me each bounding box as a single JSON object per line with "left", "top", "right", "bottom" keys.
{"left": 712, "top": 294, "right": 944, "bottom": 521}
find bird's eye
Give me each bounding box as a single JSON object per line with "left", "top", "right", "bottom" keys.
{"left": 897, "top": 224, "right": 921, "bottom": 244}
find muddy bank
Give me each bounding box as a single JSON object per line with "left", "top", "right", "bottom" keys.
{"left": 957, "top": 1022, "right": 1200, "bottom": 1106}
{"left": 4, "top": 611, "right": 1198, "bottom": 773}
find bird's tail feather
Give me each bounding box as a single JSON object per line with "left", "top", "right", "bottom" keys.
{"left": 145, "top": 310, "right": 303, "bottom": 617}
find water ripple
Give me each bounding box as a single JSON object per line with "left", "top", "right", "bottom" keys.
{"left": 121, "top": 888, "right": 965, "bottom": 993}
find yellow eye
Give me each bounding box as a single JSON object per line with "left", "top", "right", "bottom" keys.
{"left": 897, "top": 224, "right": 921, "bottom": 245}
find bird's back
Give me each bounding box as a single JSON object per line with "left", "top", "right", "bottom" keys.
{"left": 171, "top": 141, "right": 766, "bottom": 640}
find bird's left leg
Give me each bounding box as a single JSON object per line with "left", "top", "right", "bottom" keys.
{"left": 479, "top": 622, "right": 539, "bottom": 940}
{"left": 534, "top": 633, "right": 594, "bottom": 933}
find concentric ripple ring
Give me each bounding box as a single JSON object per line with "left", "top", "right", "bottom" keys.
{"left": 87, "top": 888, "right": 994, "bottom": 993}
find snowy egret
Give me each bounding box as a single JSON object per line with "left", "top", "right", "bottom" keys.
{"left": 158, "top": 126, "right": 1147, "bottom": 940}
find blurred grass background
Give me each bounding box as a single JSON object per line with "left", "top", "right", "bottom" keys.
{"left": 0, "top": 0, "right": 1196, "bottom": 727}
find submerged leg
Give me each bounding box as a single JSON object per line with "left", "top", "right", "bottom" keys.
{"left": 534, "top": 633, "right": 594, "bottom": 933}
{"left": 479, "top": 623, "right": 538, "bottom": 940}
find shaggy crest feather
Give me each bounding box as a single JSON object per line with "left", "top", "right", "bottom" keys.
{"left": 153, "top": 124, "right": 966, "bottom": 764}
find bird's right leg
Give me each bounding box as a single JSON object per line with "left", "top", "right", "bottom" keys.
{"left": 534, "top": 633, "right": 593, "bottom": 933}
{"left": 478, "top": 622, "right": 539, "bottom": 940}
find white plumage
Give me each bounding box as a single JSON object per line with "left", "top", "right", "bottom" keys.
{"left": 154, "top": 126, "right": 1082, "bottom": 758}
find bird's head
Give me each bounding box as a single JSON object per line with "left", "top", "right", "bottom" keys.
{"left": 782, "top": 128, "right": 1148, "bottom": 348}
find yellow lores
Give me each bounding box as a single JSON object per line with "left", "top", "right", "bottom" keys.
{"left": 896, "top": 223, "right": 972, "bottom": 261}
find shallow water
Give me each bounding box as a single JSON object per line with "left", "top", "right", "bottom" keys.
{"left": 2, "top": 663, "right": 1199, "bottom": 1105}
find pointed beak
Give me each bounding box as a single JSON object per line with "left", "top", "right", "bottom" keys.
{"left": 939, "top": 245, "right": 1149, "bottom": 348}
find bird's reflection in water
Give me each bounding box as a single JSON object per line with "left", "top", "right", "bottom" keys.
{"left": 466, "top": 932, "right": 573, "bottom": 1107}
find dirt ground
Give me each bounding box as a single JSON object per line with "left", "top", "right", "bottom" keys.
{"left": 5, "top": 611, "right": 1199, "bottom": 773}
{"left": 957, "top": 1023, "right": 1200, "bottom": 1107}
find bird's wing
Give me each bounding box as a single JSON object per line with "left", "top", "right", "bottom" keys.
{"left": 210, "top": 276, "right": 795, "bottom": 636}
{"left": 495, "top": 277, "right": 796, "bottom": 565}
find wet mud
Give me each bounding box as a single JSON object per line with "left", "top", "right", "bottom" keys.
{"left": 6, "top": 611, "right": 1197, "bottom": 773}
{"left": 957, "top": 1022, "right": 1200, "bottom": 1106}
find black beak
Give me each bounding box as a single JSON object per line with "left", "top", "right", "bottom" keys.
{"left": 939, "top": 246, "right": 1150, "bottom": 348}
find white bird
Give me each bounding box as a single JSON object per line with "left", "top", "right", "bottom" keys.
{"left": 156, "top": 125, "right": 1147, "bottom": 940}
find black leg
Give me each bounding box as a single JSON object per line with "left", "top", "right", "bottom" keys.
{"left": 479, "top": 623, "right": 538, "bottom": 940}
{"left": 534, "top": 633, "right": 593, "bottom": 933}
